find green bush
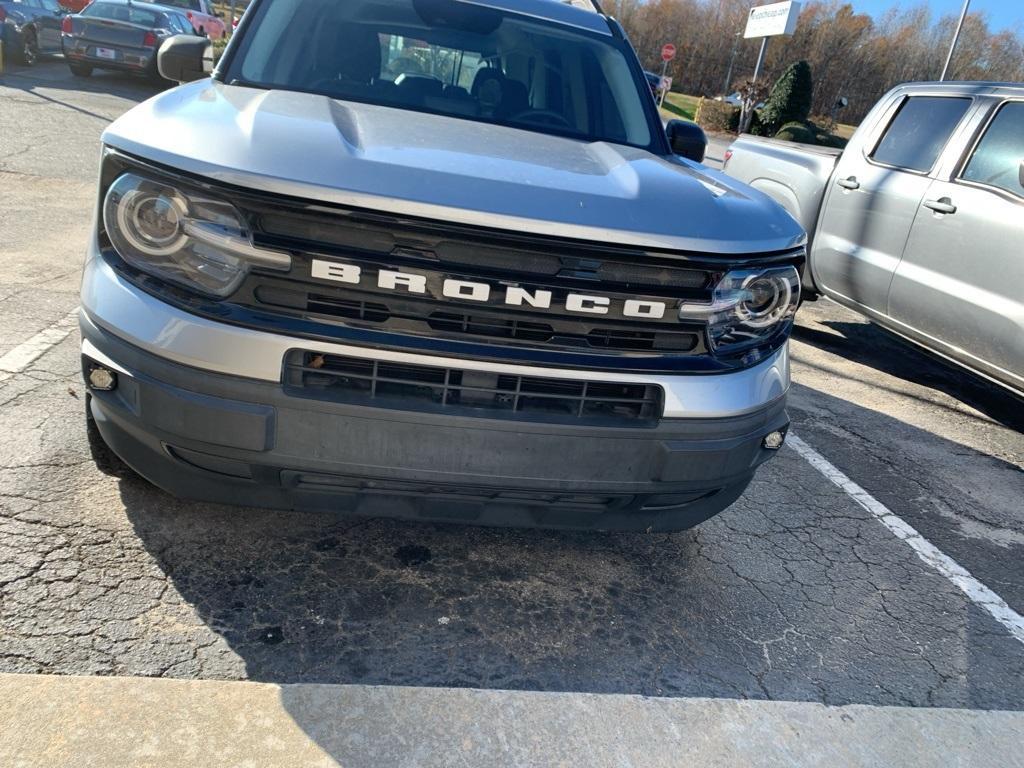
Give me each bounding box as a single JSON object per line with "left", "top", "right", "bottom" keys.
{"left": 696, "top": 100, "right": 739, "bottom": 133}
{"left": 761, "top": 61, "right": 813, "bottom": 135}
{"left": 815, "top": 132, "right": 849, "bottom": 149}
{"left": 775, "top": 121, "right": 817, "bottom": 145}
{"left": 748, "top": 110, "right": 768, "bottom": 136}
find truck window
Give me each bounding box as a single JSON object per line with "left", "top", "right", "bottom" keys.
{"left": 225, "top": 0, "right": 654, "bottom": 151}
{"left": 870, "top": 96, "right": 971, "bottom": 173}
{"left": 961, "top": 101, "right": 1024, "bottom": 200}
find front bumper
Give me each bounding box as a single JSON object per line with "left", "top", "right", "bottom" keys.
{"left": 81, "top": 253, "right": 791, "bottom": 531}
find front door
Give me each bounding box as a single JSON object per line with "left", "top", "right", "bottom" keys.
{"left": 811, "top": 95, "right": 972, "bottom": 314}
{"left": 32, "top": 0, "right": 63, "bottom": 52}
{"left": 888, "top": 100, "right": 1024, "bottom": 390}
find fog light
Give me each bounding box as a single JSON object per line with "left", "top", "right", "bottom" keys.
{"left": 88, "top": 366, "right": 117, "bottom": 391}
{"left": 763, "top": 430, "right": 785, "bottom": 450}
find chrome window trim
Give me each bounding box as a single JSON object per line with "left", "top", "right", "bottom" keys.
{"left": 952, "top": 98, "right": 1024, "bottom": 205}
{"left": 863, "top": 94, "right": 975, "bottom": 178}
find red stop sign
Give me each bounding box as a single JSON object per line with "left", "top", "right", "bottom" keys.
{"left": 661, "top": 43, "right": 676, "bottom": 62}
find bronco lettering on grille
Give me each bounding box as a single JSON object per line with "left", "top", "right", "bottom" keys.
{"left": 310, "top": 259, "right": 668, "bottom": 319}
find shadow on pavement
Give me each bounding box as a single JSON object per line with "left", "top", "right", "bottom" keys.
{"left": 112, "top": 372, "right": 1024, "bottom": 763}
{"left": 115, "top": 386, "right": 1024, "bottom": 708}
{"left": 1, "top": 58, "right": 164, "bottom": 106}
{"left": 793, "top": 315, "right": 1024, "bottom": 433}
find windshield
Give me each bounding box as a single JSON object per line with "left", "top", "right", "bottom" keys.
{"left": 224, "top": 0, "right": 655, "bottom": 149}
{"left": 83, "top": 2, "right": 162, "bottom": 25}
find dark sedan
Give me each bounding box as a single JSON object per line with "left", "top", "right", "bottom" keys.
{"left": 1, "top": 0, "right": 66, "bottom": 66}
{"left": 61, "top": 0, "right": 198, "bottom": 80}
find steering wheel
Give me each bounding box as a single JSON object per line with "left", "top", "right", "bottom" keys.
{"left": 513, "top": 109, "right": 571, "bottom": 129}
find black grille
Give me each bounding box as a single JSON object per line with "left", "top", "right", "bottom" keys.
{"left": 284, "top": 351, "right": 663, "bottom": 424}
{"left": 254, "top": 283, "right": 703, "bottom": 353}
{"left": 587, "top": 328, "right": 698, "bottom": 352}
{"left": 427, "top": 312, "right": 554, "bottom": 342}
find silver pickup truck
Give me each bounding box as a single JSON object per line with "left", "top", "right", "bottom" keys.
{"left": 723, "top": 82, "right": 1024, "bottom": 395}
{"left": 80, "top": 0, "right": 805, "bottom": 531}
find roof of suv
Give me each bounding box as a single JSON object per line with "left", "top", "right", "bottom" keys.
{"left": 896, "top": 81, "right": 1024, "bottom": 98}
{"left": 464, "top": 0, "right": 611, "bottom": 35}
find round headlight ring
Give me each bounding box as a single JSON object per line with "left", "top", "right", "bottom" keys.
{"left": 113, "top": 185, "right": 189, "bottom": 257}
{"left": 738, "top": 271, "right": 792, "bottom": 328}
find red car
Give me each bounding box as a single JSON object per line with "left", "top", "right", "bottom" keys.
{"left": 137, "top": 0, "right": 224, "bottom": 38}
{"left": 59, "top": 0, "right": 92, "bottom": 12}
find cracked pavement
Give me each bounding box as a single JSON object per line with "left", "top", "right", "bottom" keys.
{"left": 2, "top": 61, "right": 1024, "bottom": 713}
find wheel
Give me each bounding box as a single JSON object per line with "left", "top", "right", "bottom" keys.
{"left": 85, "top": 394, "right": 135, "bottom": 479}
{"left": 69, "top": 62, "right": 93, "bottom": 77}
{"left": 197, "top": 25, "right": 205, "bottom": 36}
{"left": 21, "top": 29, "right": 39, "bottom": 66}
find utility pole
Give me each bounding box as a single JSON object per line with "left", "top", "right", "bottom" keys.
{"left": 740, "top": 37, "right": 768, "bottom": 133}
{"left": 940, "top": 0, "right": 971, "bottom": 81}
{"left": 722, "top": 31, "right": 742, "bottom": 97}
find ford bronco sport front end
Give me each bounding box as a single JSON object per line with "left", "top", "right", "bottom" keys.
{"left": 81, "top": 0, "right": 804, "bottom": 530}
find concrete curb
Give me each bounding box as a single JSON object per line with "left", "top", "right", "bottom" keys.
{"left": 1, "top": 673, "right": 1022, "bottom": 767}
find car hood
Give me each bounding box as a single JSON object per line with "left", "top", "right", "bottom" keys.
{"left": 103, "top": 80, "right": 804, "bottom": 254}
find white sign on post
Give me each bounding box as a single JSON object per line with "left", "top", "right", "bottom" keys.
{"left": 743, "top": 1, "right": 801, "bottom": 39}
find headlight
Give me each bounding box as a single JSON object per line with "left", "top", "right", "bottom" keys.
{"left": 679, "top": 265, "right": 800, "bottom": 354}
{"left": 103, "top": 173, "right": 290, "bottom": 297}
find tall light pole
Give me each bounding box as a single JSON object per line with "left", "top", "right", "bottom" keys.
{"left": 940, "top": 0, "right": 971, "bottom": 81}
{"left": 722, "top": 31, "right": 742, "bottom": 97}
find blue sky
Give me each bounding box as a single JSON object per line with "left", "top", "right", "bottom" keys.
{"left": 846, "top": 0, "right": 1024, "bottom": 32}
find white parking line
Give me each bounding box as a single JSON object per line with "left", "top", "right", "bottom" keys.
{"left": 788, "top": 433, "right": 1024, "bottom": 646}
{"left": 0, "top": 309, "right": 79, "bottom": 382}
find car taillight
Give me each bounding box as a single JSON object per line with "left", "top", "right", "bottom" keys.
{"left": 62, "top": 15, "right": 73, "bottom": 34}
{"left": 143, "top": 30, "right": 157, "bottom": 47}
{"left": 723, "top": 149, "right": 733, "bottom": 169}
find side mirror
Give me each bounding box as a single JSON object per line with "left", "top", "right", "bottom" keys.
{"left": 666, "top": 119, "right": 707, "bottom": 163}
{"left": 158, "top": 35, "right": 213, "bottom": 83}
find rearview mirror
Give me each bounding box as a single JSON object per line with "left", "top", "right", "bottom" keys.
{"left": 665, "top": 120, "right": 707, "bottom": 163}
{"left": 158, "top": 35, "right": 213, "bottom": 83}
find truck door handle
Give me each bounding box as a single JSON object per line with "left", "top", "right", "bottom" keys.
{"left": 923, "top": 198, "right": 957, "bottom": 214}
{"left": 836, "top": 176, "right": 860, "bottom": 190}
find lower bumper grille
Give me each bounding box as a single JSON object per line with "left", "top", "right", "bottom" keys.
{"left": 283, "top": 351, "right": 663, "bottom": 425}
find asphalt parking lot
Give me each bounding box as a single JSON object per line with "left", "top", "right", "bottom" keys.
{"left": 2, "top": 58, "right": 1024, "bottom": 723}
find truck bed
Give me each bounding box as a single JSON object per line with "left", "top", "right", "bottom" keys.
{"left": 723, "top": 135, "right": 842, "bottom": 252}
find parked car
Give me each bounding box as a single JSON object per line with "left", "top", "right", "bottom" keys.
{"left": 723, "top": 81, "right": 1024, "bottom": 394}
{"left": 138, "top": 0, "right": 223, "bottom": 38}
{"left": 62, "top": 0, "right": 198, "bottom": 79}
{"left": 58, "top": 0, "right": 90, "bottom": 13}
{"left": 0, "top": 0, "right": 66, "bottom": 66}
{"left": 80, "top": 0, "right": 804, "bottom": 532}
{"left": 719, "top": 91, "right": 764, "bottom": 110}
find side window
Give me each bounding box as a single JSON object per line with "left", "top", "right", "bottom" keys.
{"left": 961, "top": 101, "right": 1024, "bottom": 199}
{"left": 870, "top": 96, "right": 971, "bottom": 173}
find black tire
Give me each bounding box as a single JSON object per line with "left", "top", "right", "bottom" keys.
{"left": 85, "top": 394, "right": 135, "bottom": 479}
{"left": 21, "top": 29, "right": 39, "bottom": 67}
{"left": 69, "top": 62, "right": 93, "bottom": 77}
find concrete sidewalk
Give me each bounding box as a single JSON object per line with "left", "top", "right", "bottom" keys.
{"left": 1, "top": 673, "right": 1022, "bottom": 767}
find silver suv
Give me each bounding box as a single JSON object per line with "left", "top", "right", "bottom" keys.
{"left": 81, "top": 0, "right": 804, "bottom": 530}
